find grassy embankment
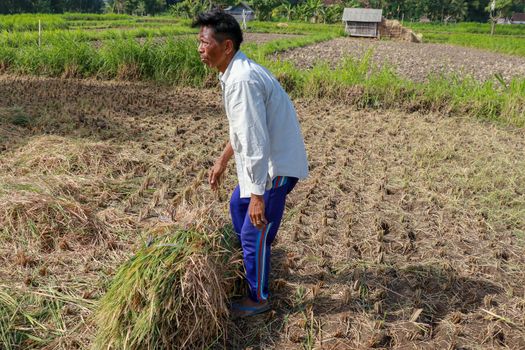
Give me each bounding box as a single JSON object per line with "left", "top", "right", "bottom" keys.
{"left": 0, "top": 14, "right": 195, "bottom": 48}
{"left": 261, "top": 48, "right": 524, "bottom": 127}
{"left": 0, "top": 13, "right": 69, "bottom": 31}
{"left": 0, "top": 16, "right": 523, "bottom": 127}
{"left": 0, "top": 13, "right": 133, "bottom": 31}
{"left": 0, "top": 13, "right": 181, "bottom": 32}
{"left": 406, "top": 22, "right": 525, "bottom": 57}
{"left": 0, "top": 19, "right": 340, "bottom": 83}
{"left": 0, "top": 25, "right": 196, "bottom": 47}
{"left": 408, "top": 22, "right": 525, "bottom": 36}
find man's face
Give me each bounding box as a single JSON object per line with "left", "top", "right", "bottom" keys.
{"left": 198, "top": 26, "right": 230, "bottom": 71}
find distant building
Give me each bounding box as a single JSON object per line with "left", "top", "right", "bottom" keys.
{"left": 342, "top": 8, "right": 383, "bottom": 38}
{"left": 419, "top": 16, "right": 431, "bottom": 23}
{"left": 497, "top": 17, "right": 511, "bottom": 24}
{"left": 224, "top": 2, "right": 255, "bottom": 23}
{"left": 511, "top": 13, "right": 525, "bottom": 24}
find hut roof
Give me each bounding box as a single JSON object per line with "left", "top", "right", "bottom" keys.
{"left": 224, "top": 2, "right": 254, "bottom": 12}
{"left": 511, "top": 13, "right": 525, "bottom": 22}
{"left": 342, "top": 8, "right": 383, "bottom": 23}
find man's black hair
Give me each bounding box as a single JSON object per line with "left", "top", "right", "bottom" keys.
{"left": 192, "top": 9, "right": 243, "bottom": 51}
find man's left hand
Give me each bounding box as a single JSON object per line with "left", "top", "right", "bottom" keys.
{"left": 249, "top": 194, "right": 267, "bottom": 230}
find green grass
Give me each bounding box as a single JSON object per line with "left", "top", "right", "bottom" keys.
{"left": 60, "top": 13, "right": 133, "bottom": 21}
{"left": 94, "top": 227, "right": 239, "bottom": 350}
{"left": 244, "top": 31, "right": 340, "bottom": 61}
{"left": 0, "top": 25, "right": 196, "bottom": 48}
{"left": 247, "top": 20, "right": 343, "bottom": 35}
{"left": 0, "top": 16, "right": 523, "bottom": 128}
{"left": 404, "top": 22, "right": 525, "bottom": 57}
{"left": 0, "top": 30, "right": 336, "bottom": 81}
{"left": 0, "top": 13, "right": 171, "bottom": 33}
{"left": 0, "top": 286, "right": 95, "bottom": 349}
{"left": 421, "top": 32, "right": 525, "bottom": 57}
{"left": 0, "top": 13, "right": 69, "bottom": 31}
{"left": 0, "top": 14, "right": 340, "bottom": 35}
{"left": 69, "top": 16, "right": 181, "bottom": 28}
{"left": 406, "top": 22, "right": 525, "bottom": 36}
{"left": 68, "top": 19, "right": 179, "bottom": 30}
{"left": 251, "top": 43, "right": 525, "bottom": 127}
{"left": 0, "top": 18, "right": 340, "bottom": 48}
{"left": 0, "top": 36, "right": 207, "bottom": 84}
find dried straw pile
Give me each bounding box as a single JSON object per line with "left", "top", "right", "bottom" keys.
{"left": 0, "top": 286, "right": 97, "bottom": 349}
{"left": 0, "top": 190, "right": 106, "bottom": 251}
{"left": 3, "top": 135, "right": 152, "bottom": 178}
{"left": 94, "top": 224, "right": 240, "bottom": 350}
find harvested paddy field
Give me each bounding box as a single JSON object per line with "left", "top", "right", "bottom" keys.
{"left": 93, "top": 32, "right": 303, "bottom": 48}
{"left": 1, "top": 74, "right": 524, "bottom": 349}
{"left": 275, "top": 37, "right": 525, "bottom": 82}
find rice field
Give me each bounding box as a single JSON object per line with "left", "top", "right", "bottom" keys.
{"left": 0, "top": 14, "right": 524, "bottom": 350}
{"left": 405, "top": 22, "right": 525, "bottom": 57}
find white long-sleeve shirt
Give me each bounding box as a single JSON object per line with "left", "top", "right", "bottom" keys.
{"left": 219, "top": 51, "right": 309, "bottom": 198}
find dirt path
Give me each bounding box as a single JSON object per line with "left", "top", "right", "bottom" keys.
{"left": 1, "top": 75, "right": 524, "bottom": 349}
{"left": 275, "top": 37, "right": 525, "bottom": 82}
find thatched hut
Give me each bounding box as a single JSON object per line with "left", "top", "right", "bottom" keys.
{"left": 342, "top": 8, "right": 383, "bottom": 38}
{"left": 511, "top": 13, "right": 525, "bottom": 24}
{"left": 224, "top": 2, "right": 255, "bottom": 23}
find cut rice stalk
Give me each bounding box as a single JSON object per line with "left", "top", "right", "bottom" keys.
{"left": 2, "top": 135, "right": 155, "bottom": 178}
{"left": 0, "top": 191, "right": 106, "bottom": 251}
{"left": 94, "top": 225, "right": 241, "bottom": 350}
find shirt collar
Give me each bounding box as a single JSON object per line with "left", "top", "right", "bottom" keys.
{"left": 219, "top": 50, "right": 245, "bottom": 84}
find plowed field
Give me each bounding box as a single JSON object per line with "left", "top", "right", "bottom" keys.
{"left": 1, "top": 74, "right": 524, "bottom": 349}
{"left": 275, "top": 37, "right": 525, "bottom": 82}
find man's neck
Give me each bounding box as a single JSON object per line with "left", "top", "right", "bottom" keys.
{"left": 218, "top": 51, "right": 237, "bottom": 73}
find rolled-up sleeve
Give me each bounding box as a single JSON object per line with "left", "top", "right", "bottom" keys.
{"left": 225, "top": 80, "right": 269, "bottom": 196}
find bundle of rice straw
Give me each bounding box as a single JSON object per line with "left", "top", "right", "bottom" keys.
{"left": 94, "top": 224, "right": 241, "bottom": 349}
{"left": 3, "top": 135, "right": 152, "bottom": 178}
{"left": 0, "top": 190, "right": 106, "bottom": 251}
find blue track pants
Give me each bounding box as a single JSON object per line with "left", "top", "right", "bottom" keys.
{"left": 230, "top": 176, "right": 298, "bottom": 302}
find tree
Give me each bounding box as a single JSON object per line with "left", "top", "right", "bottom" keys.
{"left": 144, "top": 0, "right": 166, "bottom": 15}
{"left": 49, "top": 0, "right": 66, "bottom": 13}
{"left": 273, "top": 1, "right": 295, "bottom": 21}
{"left": 111, "top": 0, "right": 126, "bottom": 13}
{"left": 251, "top": 0, "right": 281, "bottom": 20}
{"left": 325, "top": 4, "right": 344, "bottom": 23}
{"left": 136, "top": 1, "right": 146, "bottom": 15}
{"left": 488, "top": 0, "right": 521, "bottom": 18}
{"left": 34, "top": 0, "right": 51, "bottom": 12}
{"left": 300, "top": 0, "right": 324, "bottom": 23}
{"left": 442, "top": 0, "right": 468, "bottom": 22}
{"left": 170, "top": 0, "right": 209, "bottom": 18}
{"left": 464, "top": 0, "right": 489, "bottom": 21}
{"left": 0, "top": 0, "right": 104, "bottom": 14}
{"left": 486, "top": 0, "right": 519, "bottom": 34}
{"left": 294, "top": 2, "right": 310, "bottom": 21}
{"left": 124, "top": 0, "right": 140, "bottom": 14}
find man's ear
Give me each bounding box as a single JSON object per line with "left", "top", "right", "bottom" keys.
{"left": 224, "top": 39, "right": 234, "bottom": 56}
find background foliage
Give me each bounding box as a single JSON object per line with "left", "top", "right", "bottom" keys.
{"left": 1, "top": 0, "right": 524, "bottom": 22}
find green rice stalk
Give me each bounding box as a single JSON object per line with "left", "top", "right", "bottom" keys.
{"left": 94, "top": 225, "right": 240, "bottom": 350}
{"left": 0, "top": 286, "right": 94, "bottom": 349}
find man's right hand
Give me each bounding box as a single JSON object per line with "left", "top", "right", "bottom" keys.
{"left": 208, "top": 158, "right": 227, "bottom": 191}
{"left": 209, "top": 141, "right": 234, "bottom": 192}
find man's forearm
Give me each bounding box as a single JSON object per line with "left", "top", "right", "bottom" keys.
{"left": 219, "top": 141, "right": 234, "bottom": 165}
{"left": 209, "top": 141, "right": 234, "bottom": 189}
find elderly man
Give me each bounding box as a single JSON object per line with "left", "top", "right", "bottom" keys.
{"left": 193, "top": 10, "right": 308, "bottom": 317}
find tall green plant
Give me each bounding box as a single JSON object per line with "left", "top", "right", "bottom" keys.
{"left": 251, "top": 0, "right": 281, "bottom": 21}
{"left": 273, "top": 2, "right": 295, "bottom": 21}
{"left": 169, "top": 0, "right": 209, "bottom": 19}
